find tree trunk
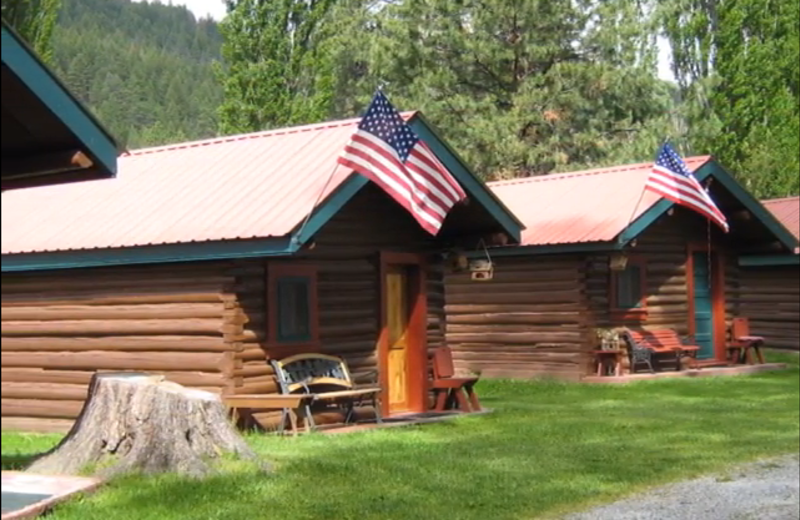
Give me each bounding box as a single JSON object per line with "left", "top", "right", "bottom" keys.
{"left": 26, "top": 372, "right": 266, "bottom": 478}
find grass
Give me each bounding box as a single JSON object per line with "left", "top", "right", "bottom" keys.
{"left": 2, "top": 352, "right": 798, "bottom": 520}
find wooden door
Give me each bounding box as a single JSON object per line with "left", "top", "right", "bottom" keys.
{"left": 692, "top": 252, "right": 715, "bottom": 359}
{"left": 379, "top": 252, "right": 427, "bottom": 416}
{"left": 385, "top": 266, "right": 411, "bottom": 413}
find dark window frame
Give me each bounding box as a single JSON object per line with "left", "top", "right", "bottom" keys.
{"left": 609, "top": 256, "right": 648, "bottom": 320}
{"left": 267, "top": 263, "right": 319, "bottom": 348}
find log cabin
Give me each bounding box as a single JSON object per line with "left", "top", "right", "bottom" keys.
{"left": 0, "top": 113, "right": 523, "bottom": 433}
{"left": 739, "top": 197, "right": 800, "bottom": 350}
{"left": 2, "top": 20, "right": 119, "bottom": 190}
{"left": 445, "top": 157, "right": 799, "bottom": 380}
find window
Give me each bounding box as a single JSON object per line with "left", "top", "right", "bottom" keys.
{"left": 276, "top": 277, "right": 311, "bottom": 341}
{"left": 610, "top": 257, "right": 647, "bottom": 318}
{"left": 267, "top": 264, "right": 319, "bottom": 346}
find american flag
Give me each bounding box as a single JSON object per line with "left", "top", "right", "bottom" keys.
{"left": 337, "top": 91, "right": 467, "bottom": 235}
{"left": 645, "top": 144, "right": 729, "bottom": 232}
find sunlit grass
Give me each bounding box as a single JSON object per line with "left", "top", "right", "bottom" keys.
{"left": 2, "top": 352, "right": 798, "bottom": 520}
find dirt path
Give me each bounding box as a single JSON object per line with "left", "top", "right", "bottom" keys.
{"left": 564, "top": 454, "right": 800, "bottom": 520}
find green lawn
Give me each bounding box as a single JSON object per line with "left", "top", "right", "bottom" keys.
{"left": 3, "top": 353, "right": 799, "bottom": 520}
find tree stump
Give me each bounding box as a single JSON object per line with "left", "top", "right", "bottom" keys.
{"left": 27, "top": 372, "right": 266, "bottom": 478}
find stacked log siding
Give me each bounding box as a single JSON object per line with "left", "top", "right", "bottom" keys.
{"left": 225, "top": 184, "right": 442, "bottom": 428}
{"left": 740, "top": 267, "right": 799, "bottom": 350}
{"left": 445, "top": 255, "right": 590, "bottom": 381}
{"left": 588, "top": 211, "right": 739, "bottom": 337}
{"left": 1, "top": 185, "right": 456, "bottom": 432}
{"left": 444, "top": 208, "right": 742, "bottom": 380}
{"left": 1, "top": 263, "right": 235, "bottom": 433}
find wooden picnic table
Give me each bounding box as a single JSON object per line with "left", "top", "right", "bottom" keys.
{"left": 224, "top": 394, "right": 316, "bottom": 437}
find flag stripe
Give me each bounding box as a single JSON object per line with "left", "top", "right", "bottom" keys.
{"left": 409, "top": 142, "right": 466, "bottom": 200}
{"left": 340, "top": 138, "right": 444, "bottom": 232}
{"left": 339, "top": 154, "right": 440, "bottom": 235}
{"left": 340, "top": 140, "right": 445, "bottom": 232}
{"left": 647, "top": 172, "right": 726, "bottom": 223}
{"left": 645, "top": 176, "right": 729, "bottom": 231}
{"left": 646, "top": 182, "right": 729, "bottom": 230}
{"left": 335, "top": 91, "right": 466, "bottom": 235}
{"left": 346, "top": 131, "right": 452, "bottom": 218}
{"left": 646, "top": 144, "right": 729, "bottom": 232}
{"left": 651, "top": 166, "right": 726, "bottom": 220}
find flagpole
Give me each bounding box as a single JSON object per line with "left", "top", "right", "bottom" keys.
{"left": 292, "top": 162, "right": 341, "bottom": 248}
{"left": 626, "top": 137, "right": 670, "bottom": 228}
{"left": 295, "top": 85, "right": 391, "bottom": 247}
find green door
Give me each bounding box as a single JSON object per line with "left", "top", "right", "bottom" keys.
{"left": 692, "top": 252, "right": 715, "bottom": 359}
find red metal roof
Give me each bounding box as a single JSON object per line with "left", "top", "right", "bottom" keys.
{"left": 1, "top": 116, "right": 413, "bottom": 255}
{"left": 762, "top": 196, "right": 800, "bottom": 240}
{"left": 488, "top": 156, "right": 711, "bottom": 246}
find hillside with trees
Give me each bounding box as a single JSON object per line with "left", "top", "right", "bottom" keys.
{"left": 3, "top": 0, "right": 796, "bottom": 197}
{"left": 219, "top": 0, "right": 798, "bottom": 196}
{"left": 220, "top": 0, "right": 680, "bottom": 180}
{"left": 51, "top": 0, "right": 223, "bottom": 148}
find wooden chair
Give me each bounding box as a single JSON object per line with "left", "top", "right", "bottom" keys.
{"left": 726, "top": 317, "right": 766, "bottom": 365}
{"left": 430, "top": 347, "right": 481, "bottom": 412}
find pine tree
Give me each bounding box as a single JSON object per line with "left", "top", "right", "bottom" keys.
{"left": 348, "top": 0, "right": 670, "bottom": 179}
{"left": 217, "top": 0, "right": 337, "bottom": 134}
{"left": 2, "top": 0, "right": 62, "bottom": 63}
{"left": 50, "top": 0, "right": 224, "bottom": 149}
{"left": 658, "top": 0, "right": 800, "bottom": 197}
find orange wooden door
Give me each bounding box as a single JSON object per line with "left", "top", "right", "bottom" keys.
{"left": 385, "top": 266, "right": 411, "bottom": 414}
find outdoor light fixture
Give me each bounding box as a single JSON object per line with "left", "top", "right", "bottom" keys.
{"left": 468, "top": 239, "right": 495, "bottom": 281}
{"left": 609, "top": 253, "right": 629, "bottom": 271}
{"left": 469, "top": 259, "right": 494, "bottom": 281}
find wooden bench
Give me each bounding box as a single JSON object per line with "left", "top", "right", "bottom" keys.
{"left": 224, "top": 394, "right": 315, "bottom": 437}
{"left": 430, "top": 347, "right": 481, "bottom": 412}
{"left": 623, "top": 329, "right": 701, "bottom": 373}
{"left": 726, "top": 317, "right": 766, "bottom": 365}
{"left": 270, "top": 353, "right": 382, "bottom": 430}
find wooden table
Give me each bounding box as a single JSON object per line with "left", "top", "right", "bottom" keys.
{"left": 592, "top": 349, "right": 624, "bottom": 377}
{"left": 224, "top": 394, "right": 315, "bottom": 437}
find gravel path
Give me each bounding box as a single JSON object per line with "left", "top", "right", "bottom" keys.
{"left": 564, "top": 454, "right": 800, "bottom": 520}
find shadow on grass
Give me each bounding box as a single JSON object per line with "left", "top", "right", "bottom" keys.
{"left": 51, "top": 374, "right": 799, "bottom": 520}
{"left": 1, "top": 452, "right": 42, "bottom": 470}
{"left": 5, "top": 359, "right": 798, "bottom": 520}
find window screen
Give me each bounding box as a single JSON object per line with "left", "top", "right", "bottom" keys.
{"left": 615, "top": 265, "right": 643, "bottom": 309}
{"left": 276, "top": 276, "right": 311, "bottom": 342}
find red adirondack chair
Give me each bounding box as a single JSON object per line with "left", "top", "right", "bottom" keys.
{"left": 430, "top": 347, "right": 481, "bottom": 412}
{"left": 727, "top": 317, "right": 766, "bottom": 365}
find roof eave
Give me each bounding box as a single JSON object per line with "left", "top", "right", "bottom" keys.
{"left": 616, "top": 158, "right": 799, "bottom": 252}
{"left": 1, "top": 236, "right": 297, "bottom": 273}
{"left": 464, "top": 241, "right": 620, "bottom": 258}
{"left": 698, "top": 160, "right": 798, "bottom": 251}
{"left": 1, "top": 22, "right": 121, "bottom": 186}
{"left": 409, "top": 113, "right": 525, "bottom": 243}
{"left": 739, "top": 254, "right": 800, "bottom": 267}
{"left": 289, "top": 112, "right": 526, "bottom": 248}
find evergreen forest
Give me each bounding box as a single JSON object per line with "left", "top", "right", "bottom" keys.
{"left": 3, "top": 0, "right": 797, "bottom": 197}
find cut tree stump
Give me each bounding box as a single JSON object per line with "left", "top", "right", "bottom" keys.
{"left": 26, "top": 372, "right": 266, "bottom": 478}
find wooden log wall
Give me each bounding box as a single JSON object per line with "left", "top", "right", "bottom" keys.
{"left": 1, "top": 263, "right": 237, "bottom": 433}
{"left": 587, "top": 209, "right": 740, "bottom": 366}
{"left": 444, "top": 255, "right": 591, "bottom": 381}
{"left": 739, "top": 266, "right": 800, "bottom": 350}
{"left": 1, "top": 184, "right": 499, "bottom": 433}
{"left": 228, "top": 184, "right": 443, "bottom": 429}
